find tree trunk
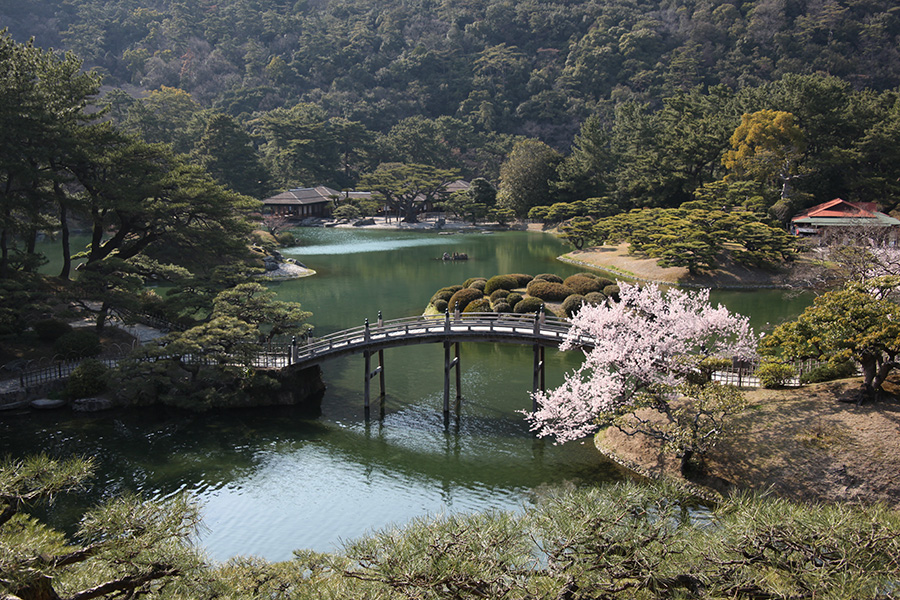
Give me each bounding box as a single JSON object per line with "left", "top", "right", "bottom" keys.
{"left": 402, "top": 204, "right": 418, "bottom": 223}
{"left": 11, "top": 575, "right": 61, "bottom": 600}
{"left": 57, "top": 184, "right": 71, "bottom": 280}
{"left": 860, "top": 354, "right": 878, "bottom": 402}
{"left": 95, "top": 301, "right": 109, "bottom": 332}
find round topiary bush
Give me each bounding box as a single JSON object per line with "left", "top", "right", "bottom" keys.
{"left": 506, "top": 292, "right": 524, "bottom": 306}
{"left": 469, "top": 280, "right": 486, "bottom": 292}
{"left": 33, "top": 318, "right": 73, "bottom": 342}
{"left": 595, "top": 277, "right": 615, "bottom": 289}
{"left": 463, "top": 277, "right": 487, "bottom": 288}
{"left": 490, "top": 289, "right": 510, "bottom": 302}
{"left": 493, "top": 301, "right": 513, "bottom": 313}
{"left": 603, "top": 285, "right": 621, "bottom": 302}
{"left": 65, "top": 358, "right": 109, "bottom": 399}
{"left": 463, "top": 298, "right": 492, "bottom": 313}
{"left": 584, "top": 291, "right": 607, "bottom": 305}
{"left": 431, "top": 289, "right": 456, "bottom": 303}
{"left": 511, "top": 273, "right": 534, "bottom": 287}
{"left": 575, "top": 272, "right": 598, "bottom": 280}
{"left": 276, "top": 231, "right": 297, "bottom": 247}
{"left": 564, "top": 275, "right": 603, "bottom": 296}
{"left": 433, "top": 299, "right": 449, "bottom": 313}
{"left": 756, "top": 361, "right": 796, "bottom": 389}
{"left": 447, "top": 287, "right": 484, "bottom": 313}
{"left": 484, "top": 274, "right": 520, "bottom": 295}
{"left": 561, "top": 294, "right": 586, "bottom": 317}
{"left": 533, "top": 273, "right": 564, "bottom": 283}
{"left": 54, "top": 329, "right": 101, "bottom": 358}
{"left": 514, "top": 297, "right": 545, "bottom": 314}
{"left": 526, "top": 279, "right": 575, "bottom": 301}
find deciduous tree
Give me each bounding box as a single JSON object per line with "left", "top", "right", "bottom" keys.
{"left": 526, "top": 283, "right": 757, "bottom": 474}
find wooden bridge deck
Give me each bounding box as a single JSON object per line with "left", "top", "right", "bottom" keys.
{"left": 253, "top": 311, "right": 593, "bottom": 370}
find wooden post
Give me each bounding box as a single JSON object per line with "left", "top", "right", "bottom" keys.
{"left": 364, "top": 319, "right": 370, "bottom": 419}
{"left": 454, "top": 342, "right": 461, "bottom": 412}
{"left": 444, "top": 341, "right": 461, "bottom": 415}
{"left": 532, "top": 344, "right": 545, "bottom": 407}
{"left": 378, "top": 349, "right": 386, "bottom": 399}
{"left": 444, "top": 341, "right": 451, "bottom": 414}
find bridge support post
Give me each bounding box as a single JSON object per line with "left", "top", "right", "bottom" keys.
{"left": 363, "top": 318, "right": 386, "bottom": 421}
{"left": 532, "top": 344, "right": 545, "bottom": 410}
{"left": 444, "top": 341, "right": 461, "bottom": 415}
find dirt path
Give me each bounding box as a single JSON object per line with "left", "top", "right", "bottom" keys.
{"left": 559, "top": 243, "right": 817, "bottom": 289}
{"left": 597, "top": 379, "right": 900, "bottom": 508}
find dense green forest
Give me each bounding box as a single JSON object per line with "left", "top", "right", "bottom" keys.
{"left": 3, "top": 0, "right": 900, "bottom": 220}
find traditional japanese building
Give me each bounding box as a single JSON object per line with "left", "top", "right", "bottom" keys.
{"left": 790, "top": 198, "right": 900, "bottom": 236}
{"left": 262, "top": 186, "right": 341, "bottom": 218}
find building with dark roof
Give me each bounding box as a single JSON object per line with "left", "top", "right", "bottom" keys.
{"left": 261, "top": 186, "right": 342, "bottom": 218}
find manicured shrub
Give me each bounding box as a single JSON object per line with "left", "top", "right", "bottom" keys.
{"left": 431, "top": 285, "right": 463, "bottom": 304}
{"left": 575, "top": 272, "right": 598, "bottom": 280}
{"left": 276, "top": 231, "right": 297, "bottom": 246}
{"left": 564, "top": 275, "right": 603, "bottom": 295}
{"left": 490, "top": 289, "right": 510, "bottom": 302}
{"left": 756, "top": 361, "right": 796, "bottom": 389}
{"left": 484, "top": 274, "right": 520, "bottom": 295}
{"left": 433, "top": 299, "right": 449, "bottom": 313}
{"left": 800, "top": 361, "right": 857, "bottom": 384}
{"left": 468, "top": 280, "right": 486, "bottom": 292}
{"left": 526, "top": 279, "right": 574, "bottom": 301}
{"left": 54, "top": 329, "right": 101, "bottom": 358}
{"left": 561, "top": 294, "right": 586, "bottom": 317}
{"left": 447, "top": 287, "right": 484, "bottom": 312}
{"left": 506, "top": 292, "right": 524, "bottom": 306}
{"left": 603, "top": 284, "right": 620, "bottom": 301}
{"left": 510, "top": 273, "right": 534, "bottom": 286}
{"left": 463, "top": 277, "right": 487, "bottom": 288}
{"left": 584, "top": 291, "right": 607, "bottom": 305}
{"left": 533, "top": 273, "right": 563, "bottom": 283}
{"left": 33, "top": 318, "right": 73, "bottom": 342}
{"left": 514, "top": 297, "right": 545, "bottom": 314}
{"left": 65, "top": 358, "right": 109, "bottom": 399}
{"left": 493, "top": 301, "right": 513, "bottom": 313}
{"left": 593, "top": 277, "right": 615, "bottom": 289}
{"left": 463, "top": 298, "right": 492, "bottom": 313}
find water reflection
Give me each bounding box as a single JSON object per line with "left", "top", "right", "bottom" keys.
{"left": 13, "top": 228, "right": 811, "bottom": 562}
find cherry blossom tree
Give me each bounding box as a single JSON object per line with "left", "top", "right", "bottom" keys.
{"left": 526, "top": 282, "right": 758, "bottom": 474}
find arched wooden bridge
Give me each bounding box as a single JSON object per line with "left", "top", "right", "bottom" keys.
{"left": 254, "top": 311, "right": 595, "bottom": 417}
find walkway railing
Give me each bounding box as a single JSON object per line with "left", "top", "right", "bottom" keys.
{"left": 251, "top": 311, "right": 584, "bottom": 369}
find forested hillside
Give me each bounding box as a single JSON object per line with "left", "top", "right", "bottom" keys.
{"left": 2, "top": 0, "right": 899, "bottom": 216}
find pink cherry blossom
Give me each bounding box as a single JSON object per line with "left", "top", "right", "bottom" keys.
{"left": 526, "top": 282, "right": 758, "bottom": 443}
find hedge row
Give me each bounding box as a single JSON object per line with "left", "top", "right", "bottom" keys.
{"left": 427, "top": 272, "right": 619, "bottom": 317}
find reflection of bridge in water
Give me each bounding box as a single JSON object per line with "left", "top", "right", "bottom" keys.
{"left": 256, "top": 311, "right": 595, "bottom": 418}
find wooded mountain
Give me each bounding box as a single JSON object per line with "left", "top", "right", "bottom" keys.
{"left": 4, "top": 0, "right": 898, "bottom": 144}
{"left": 3, "top": 0, "right": 899, "bottom": 215}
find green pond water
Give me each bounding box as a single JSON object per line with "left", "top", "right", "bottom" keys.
{"left": 2, "top": 228, "right": 812, "bottom": 562}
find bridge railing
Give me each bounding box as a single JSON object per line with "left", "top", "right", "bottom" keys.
{"left": 266, "top": 312, "right": 578, "bottom": 367}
